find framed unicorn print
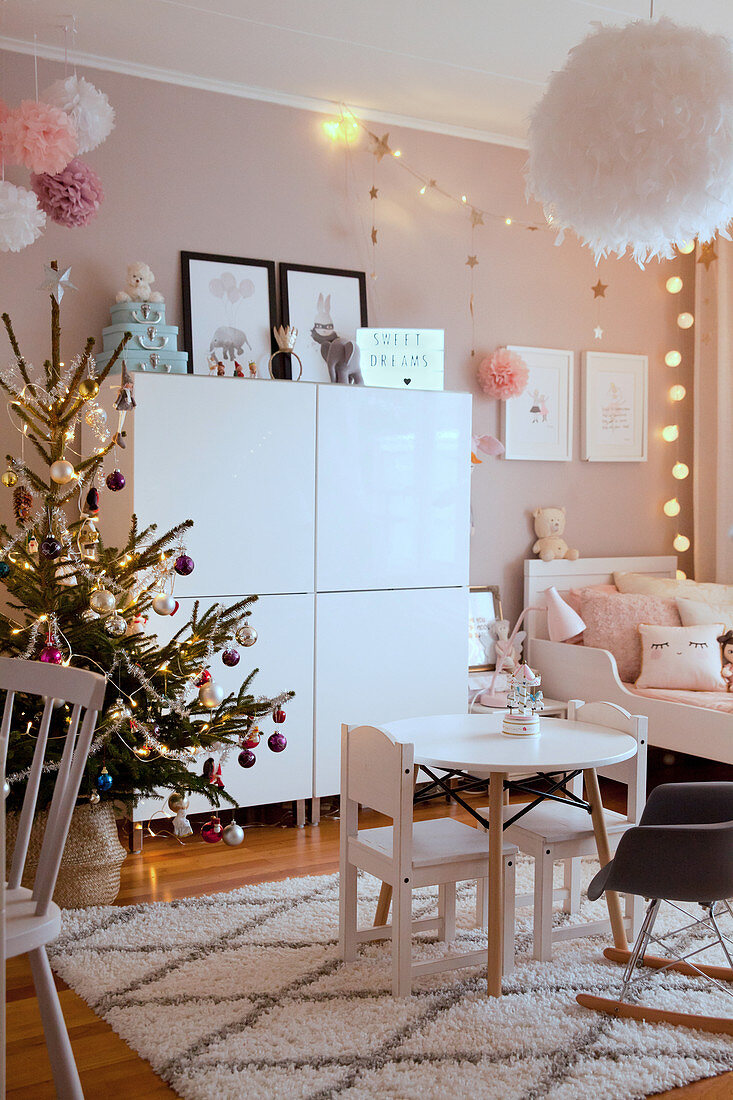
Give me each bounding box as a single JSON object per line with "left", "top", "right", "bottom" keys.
{"left": 181, "top": 251, "right": 277, "bottom": 377}
{"left": 279, "top": 263, "right": 368, "bottom": 384}
{"left": 502, "top": 346, "right": 574, "bottom": 461}
{"left": 582, "top": 351, "right": 648, "bottom": 462}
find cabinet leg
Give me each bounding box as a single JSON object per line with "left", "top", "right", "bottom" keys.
{"left": 295, "top": 799, "right": 306, "bottom": 828}
{"left": 128, "top": 819, "right": 143, "bottom": 853}
{"left": 311, "top": 797, "right": 320, "bottom": 826}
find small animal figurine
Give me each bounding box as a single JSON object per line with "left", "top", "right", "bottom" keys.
{"left": 718, "top": 630, "right": 733, "bottom": 691}
{"left": 311, "top": 293, "right": 363, "bottom": 385}
{"left": 116, "top": 262, "right": 164, "bottom": 303}
{"left": 532, "top": 506, "right": 579, "bottom": 562}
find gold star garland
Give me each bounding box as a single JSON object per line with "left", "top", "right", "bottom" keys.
{"left": 591, "top": 274, "right": 608, "bottom": 340}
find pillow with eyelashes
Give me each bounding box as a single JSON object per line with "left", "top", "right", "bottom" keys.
{"left": 636, "top": 623, "right": 727, "bottom": 690}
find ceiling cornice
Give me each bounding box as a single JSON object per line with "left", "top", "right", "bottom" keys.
{"left": 0, "top": 35, "right": 529, "bottom": 151}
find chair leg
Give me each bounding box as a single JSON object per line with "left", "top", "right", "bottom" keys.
{"left": 476, "top": 878, "right": 488, "bottom": 929}
{"left": 28, "top": 946, "right": 84, "bottom": 1100}
{"left": 533, "top": 849, "right": 555, "bottom": 962}
{"left": 503, "top": 854, "right": 516, "bottom": 975}
{"left": 393, "top": 878, "right": 413, "bottom": 997}
{"left": 339, "top": 859, "right": 358, "bottom": 962}
{"left": 562, "top": 857, "right": 581, "bottom": 914}
{"left": 438, "top": 883, "right": 456, "bottom": 942}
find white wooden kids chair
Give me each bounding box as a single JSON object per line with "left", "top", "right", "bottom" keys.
{"left": 1, "top": 658, "right": 107, "bottom": 1100}
{"left": 483, "top": 700, "right": 647, "bottom": 962}
{"left": 339, "top": 723, "right": 518, "bottom": 997}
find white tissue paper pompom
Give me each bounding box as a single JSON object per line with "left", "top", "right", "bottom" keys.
{"left": 0, "top": 181, "right": 46, "bottom": 252}
{"left": 43, "top": 75, "right": 115, "bottom": 154}
{"left": 527, "top": 18, "right": 733, "bottom": 265}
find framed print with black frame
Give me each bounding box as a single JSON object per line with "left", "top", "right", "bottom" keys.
{"left": 468, "top": 585, "right": 503, "bottom": 672}
{"left": 181, "top": 251, "right": 278, "bottom": 377}
{"left": 279, "top": 263, "right": 368, "bottom": 383}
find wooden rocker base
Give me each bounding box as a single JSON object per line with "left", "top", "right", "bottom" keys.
{"left": 603, "top": 947, "right": 733, "bottom": 984}
{"left": 577, "top": 994, "right": 733, "bottom": 1036}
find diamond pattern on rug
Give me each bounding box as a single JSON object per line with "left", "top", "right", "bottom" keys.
{"left": 49, "top": 861, "right": 733, "bottom": 1100}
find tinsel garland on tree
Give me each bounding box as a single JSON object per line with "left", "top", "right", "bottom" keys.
{"left": 0, "top": 263, "right": 293, "bottom": 813}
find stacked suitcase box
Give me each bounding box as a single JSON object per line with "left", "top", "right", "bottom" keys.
{"left": 94, "top": 300, "right": 189, "bottom": 375}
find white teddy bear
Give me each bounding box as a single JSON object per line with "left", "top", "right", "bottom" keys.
{"left": 116, "top": 261, "right": 164, "bottom": 304}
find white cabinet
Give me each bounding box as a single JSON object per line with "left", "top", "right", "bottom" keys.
{"left": 313, "top": 586, "right": 469, "bottom": 797}
{"left": 316, "top": 386, "right": 471, "bottom": 592}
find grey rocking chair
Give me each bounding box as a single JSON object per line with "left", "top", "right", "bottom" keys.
{"left": 577, "top": 781, "right": 733, "bottom": 1035}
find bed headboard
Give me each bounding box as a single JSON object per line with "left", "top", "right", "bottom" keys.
{"left": 524, "top": 555, "right": 678, "bottom": 641}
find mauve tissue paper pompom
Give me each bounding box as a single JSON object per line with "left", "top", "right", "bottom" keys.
{"left": 0, "top": 181, "right": 46, "bottom": 253}
{"left": 43, "top": 75, "right": 115, "bottom": 154}
{"left": 32, "top": 158, "right": 104, "bottom": 228}
{"left": 477, "top": 348, "right": 529, "bottom": 400}
{"left": 2, "top": 100, "right": 77, "bottom": 174}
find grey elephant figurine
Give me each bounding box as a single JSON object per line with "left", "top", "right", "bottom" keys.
{"left": 311, "top": 293, "right": 363, "bottom": 385}
{"left": 210, "top": 325, "right": 252, "bottom": 361}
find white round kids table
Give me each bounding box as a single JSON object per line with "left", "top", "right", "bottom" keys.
{"left": 380, "top": 712, "right": 638, "bottom": 998}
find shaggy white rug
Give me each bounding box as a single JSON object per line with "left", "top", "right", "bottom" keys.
{"left": 49, "top": 861, "right": 733, "bottom": 1100}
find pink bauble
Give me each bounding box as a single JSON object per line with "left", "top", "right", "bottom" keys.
{"left": 267, "top": 731, "right": 287, "bottom": 753}
{"left": 476, "top": 348, "right": 529, "bottom": 400}
{"left": 3, "top": 100, "right": 77, "bottom": 174}
{"left": 39, "top": 644, "right": 63, "bottom": 664}
{"left": 31, "top": 157, "right": 104, "bottom": 228}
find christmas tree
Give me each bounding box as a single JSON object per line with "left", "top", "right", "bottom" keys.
{"left": 1, "top": 263, "right": 293, "bottom": 813}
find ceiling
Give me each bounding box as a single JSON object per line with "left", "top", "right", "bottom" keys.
{"left": 1, "top": 0, "right": 732, "bottom": 147}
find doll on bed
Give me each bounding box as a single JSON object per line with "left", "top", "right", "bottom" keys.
{"left": 718, "top": 629, "right": 733, "bottom": 691}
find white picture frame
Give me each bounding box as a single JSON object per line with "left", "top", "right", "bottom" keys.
{"left": 582, "top": 351, "right": 648, "bottom": 462}
{"left": 502, "top": 346, "right": 574, "bottom": 461}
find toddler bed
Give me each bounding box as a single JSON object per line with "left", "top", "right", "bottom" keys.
{"left": 525, "top": 556, "right": 733, "bottom": 766}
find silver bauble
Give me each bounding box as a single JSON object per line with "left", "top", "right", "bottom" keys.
{"left": 235, "top": 624, "right": 258, "bottom": 647}
{"left": 222, "top": 822, "right": 245, "bottom": 846}
{"left": 152, "top": 593, "right": 176, "bottom": 616}
{"left": 105, "top": 614, "right": 127, "bottom": 637}
{"left": 90, "top": 588, "right": 116, "bottom": 614}
{"left": 168, "top": 792, "right": 190, "bottom": 813}
{"left": 199, "top": 681, "right": 225, "bottom": 708}
{"left": 49, "top": 458, "right": 75, "bottom": 484}
{"left": 89, "top": 790, "right": 100, "bottom": 804}
{"left": 81, "top": 608, "right": 100, "bottom": 623}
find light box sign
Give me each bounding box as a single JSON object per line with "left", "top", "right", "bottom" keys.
{"left": 356, "top": 328, "right": 445, "bottom": 391}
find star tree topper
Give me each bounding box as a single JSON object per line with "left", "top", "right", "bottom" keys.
{"left": 38, "top": 263, "right": 77, "bottom": 304}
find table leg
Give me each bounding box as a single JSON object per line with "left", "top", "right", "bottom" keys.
{"left": 487, "top": 771, "right": 504, "bottom": 997}
{"left": 584, "top": 767, "right": 627, "bottom": 951}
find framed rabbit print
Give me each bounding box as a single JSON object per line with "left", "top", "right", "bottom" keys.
{"left": 279, "top": 263, "right": 368, "bottom": 384}
{"left": 502, "top": 346, "right": 574, "bottom": 461}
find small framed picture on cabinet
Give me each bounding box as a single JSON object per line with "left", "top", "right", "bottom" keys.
{"left": 279, "top": 263, "right": 368, "bottom": 384}
{"left": 181, "top": 251, "right": 277, "bottom": 378}
{"left": 468, "top": 585, "right": 503, "bottom": 672}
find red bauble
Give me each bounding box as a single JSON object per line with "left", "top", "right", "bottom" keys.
{"left": 273, "top": 708, "right": 286, "bottom": 724}
{"left": 195, "top": 669, "right": 212, "bottom": 687}
{"left": 201, "top": 815, "right": 223, "bottom": 843}
{"left": 39, "top": 644, "right": 63, "bottom": 664}
{"left": 268, "top": 731, "right": 287, "bottom": 753}
{"left": 242, "top": 728, "right": 260, "bottom": 749}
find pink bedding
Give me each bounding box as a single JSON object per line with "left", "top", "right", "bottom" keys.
{"left": 625, "top": 684, "right": 733, "bottom": 713}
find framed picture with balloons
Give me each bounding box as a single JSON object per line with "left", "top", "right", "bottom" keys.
{"left": 181, "top": 252, "right": 278, "bottom": 377}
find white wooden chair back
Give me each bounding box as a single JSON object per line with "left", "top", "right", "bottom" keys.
{"left": 567, "top": 699, "right": 647, "bottom": 824}
{"left": 0, "top": 658, "right": 106, "bottom": 917}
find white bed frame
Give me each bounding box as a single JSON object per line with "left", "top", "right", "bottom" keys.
{"left": 524, "top": 556, "right": 733, "bottom": 767}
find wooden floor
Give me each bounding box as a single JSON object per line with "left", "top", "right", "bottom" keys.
{"left": 6, "top": 790, "right": 733, "bottom": 1099}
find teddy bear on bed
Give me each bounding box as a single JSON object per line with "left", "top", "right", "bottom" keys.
{"left": 718, "top": 629, "right": 733, "bottom": 691}
{"left": 115, "top": 261, "right": 165, "bottom": 303}
{"left": 532, "top": 506, "right": 579, "bottom": 562}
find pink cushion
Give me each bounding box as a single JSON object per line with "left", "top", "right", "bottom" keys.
{"left": 579, "top": 591, "right": 681, "bottom": 682}
{"left": 558, "top": 584, "right": 618, "bottom": 644}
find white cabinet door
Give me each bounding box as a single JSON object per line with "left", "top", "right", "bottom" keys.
{"left": 133, "top": 592, "right": 314, "bottom": 820}
{"left": 313, "top": 586, "right": 469, "bottom": 797}
{"left": 130, "top": 375, "right": 316, "bottom": 596}
{"left": 315, "top": 386, "right": 471, "bottom": 592}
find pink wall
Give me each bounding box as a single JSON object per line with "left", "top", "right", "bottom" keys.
{"left": 0, "top": 51, "right": 694, "bottom": 619}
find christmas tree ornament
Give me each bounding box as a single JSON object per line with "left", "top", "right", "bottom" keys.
{"left": 84, "top": 486, "right": 100, "bottom": 514}
{"left": 78, "top": 377, "right": 100, "bottom": 400}
{"left": 174, "top": 553, "right": 194, "bottom": 576}
{"left": 85, "top": 406, "right": 108, "bottom": 436}
{"left": 0, "top": 181, "right": 46, "bottom": 253}
{"left": 42, "top": 74, "right": 115, "bottom": 154}
{"left": 152, "top": 593, "right": 177, "bottom": 616}
{"left": 105, "top": 614, "right": 127, "bottom": 637}
{"left": 106, "top": 469, "right": 125, "bottom": 491}
{"left": 50, "top": 458, "right": 75, "bottom": 484}
{"left": 39, "top": 642, "right": 63, "bottom": 664}
{"left": 236, "top": 624, "right": 257, "bottom": 647}
{"left": 80, "top": 608, "right": 99, "bottom": 623}
{"left": 222, "top": 648, "right": 240, "bottom": 667}
{"left": 0, "top": 561, "right": 10, "bottom": 579}
{"left": 13, "top": 484, "right": 32, "bottom": 522}
{"left": 199, "top": 681, "right": 225, "bottom": 708}
{"left": 201, "top": 815, "right": 223, "bottom": 843}
{"left": 40, "top": 536, "right": 62, "bottom": 560}
{"left": 89, "top": 790, "right": 100, "bottom": 805}
{"left": 268, "top": 731, "right": 287, "bottom": 753}
{"left": 27, "top": 535, "right": 39, "bottom": 555}
{"left": 202, "top": 757, "right": 225, "bottom": 787}
{"left": 56, "top": 558, "right": 78, "bottom": 587}
{"left": 273, "top": 708, "right": 286, "bottom": 724}
{"left": 1, "top": 470, "right": 18, "bottom": 488}
{"left": 110, "top": 698, "right": 132, "bottom": 720}
{"left": 242, "top": 726, "right": 260, "bottom": 748}
{"left": 194, "top": 669, "right": 212, "bottom": 687}
{"left": 90, "top": 588, "right": 116, "bottom": 614}
{"left": 168, "top": 792, "right": 190, "bottom": 813}
{"left": 128, "top": 613, "right": 148, "bottom": 636}
{"left": 96, "top": 766, "right": 113, "bottom": 791}
{"left": 37, "top": 263, "right": 77, "bottom": 303}
{"left": 238, "top": 748, "right": 256, "bottom": 769}
{"left": 222, "top": 821, "right": 245, "bottom": 846}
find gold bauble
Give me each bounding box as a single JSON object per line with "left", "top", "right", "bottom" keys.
{"left": 1, "top": 471, "right": 18, "bottom": 488}
{"left": 79, "top": 378, "right": 100, "bottom": 400}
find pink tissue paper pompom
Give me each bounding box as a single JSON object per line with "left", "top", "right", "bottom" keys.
{"left": 32, "top": 158, "right": 104, "bottom": 228}
{"left": 2, "top": 100, "right": 77, "bottom": 174}
{"left": 0, "top": 98, "right": 10, "bottom": 153}
{"left": 477, "top": 348, "right": 529, "bottom": 400}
